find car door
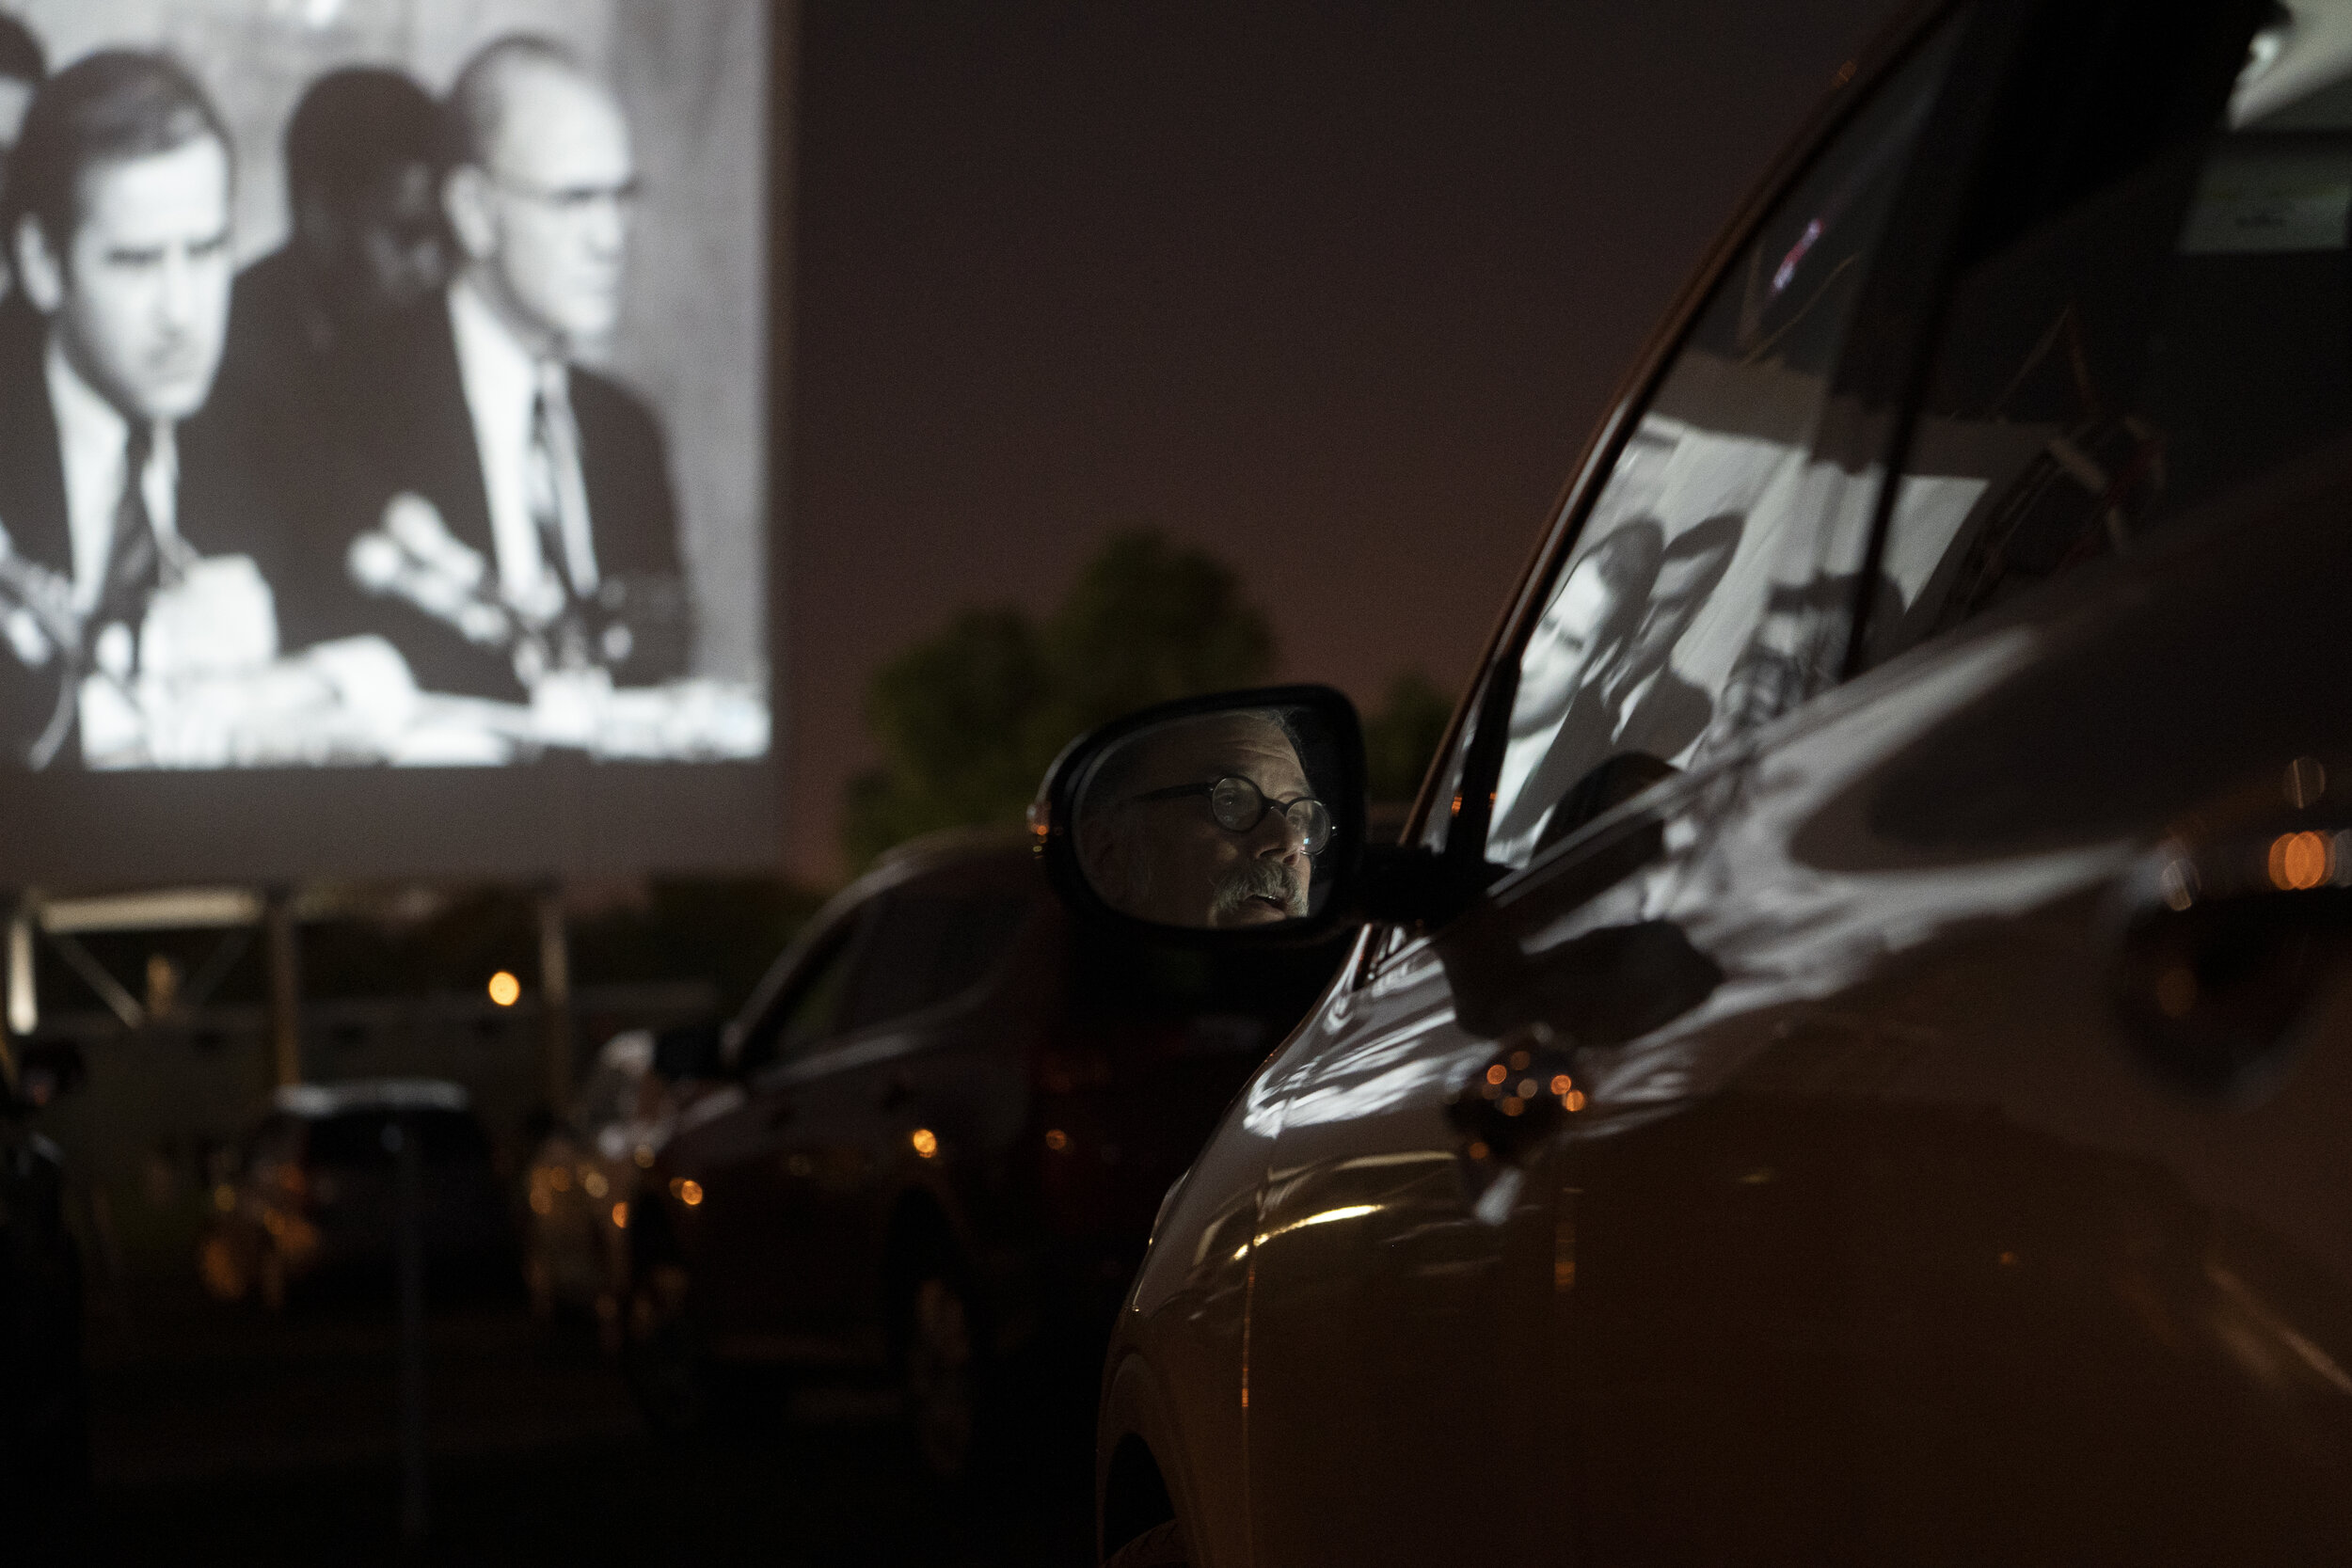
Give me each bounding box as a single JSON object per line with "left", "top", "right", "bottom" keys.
{"left": 1503, "top": 2, "right": 2352, "bottom": 1561}
{"left": 680, "top": 902, "right": 872, "bottom": 1346}
{"left": 762, "top": 856, "right": 1039, "bottom": 1343}
{"left": 1243, "top": 16, "right": 1983, "bottom": 1562}
{"left": 1581, "top": 3, "right": 2352, "bottom": 1555}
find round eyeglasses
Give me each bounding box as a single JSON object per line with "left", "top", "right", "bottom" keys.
{"left": 1130, "top": 775, "right": 1332, "bottom": 855}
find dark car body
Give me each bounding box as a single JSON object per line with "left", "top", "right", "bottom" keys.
{"left": 630, "top": 831, "right": 1346, "bottom": 1466}
{"left": 0, "top": 1086, "right": 85, "bottom": 1543}
{"left": 1043, "top": 2, "right": 2352, "bottom": 1563}
{"left": 522, "top": 1024, "right": 727, "bottom": 1346}
{"left": 200, "top": 1080, "right": 514, "bottom": 1308}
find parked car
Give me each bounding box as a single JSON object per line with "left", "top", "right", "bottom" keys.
{"left": 523, "top": 1022, "right": 723, "bottom": 1345}
{"left": 199, "top": 1080, "right": 514, "bottom": 1308}
{"left": 627, "top": 829, "right": 1348, "bottom": 1474}
{"left": 0, "top": 1045, "right": 87, "bottom": 1545}
{"left": 1029, "top": 1, "right": 2352, "bottom": 1561}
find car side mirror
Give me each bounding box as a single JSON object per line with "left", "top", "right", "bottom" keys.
{"left": 1037, "top": 684, "right": 1454, "bottom": 942}
{"left": 8, "top": 1038, "right": 86, "bottom": 1109}
{"left": 653, "top": 1020, "right": 723, "bottom": 1082}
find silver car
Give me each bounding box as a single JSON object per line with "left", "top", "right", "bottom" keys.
{"left": 1034, "top": 0, "right": 2352, "bottom": 1560}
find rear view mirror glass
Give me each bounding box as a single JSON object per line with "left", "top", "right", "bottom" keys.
{"left": 1069, "top": 705, "right": 1343, "bottom": 931}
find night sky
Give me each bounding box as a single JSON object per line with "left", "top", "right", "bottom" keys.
{"left": 785, "top": 0, "right": 1903, "bottom": 881}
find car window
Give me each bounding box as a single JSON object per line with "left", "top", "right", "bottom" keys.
{"left": 1861, "top": 8, "right": 2305, "bottom": 667}
{"left": 840, "top": 887, "right": 1032, "bottom": 1035}
{"left": 735, "top": 914, "right": 864, "bottom": 1077}
{"left": 1484, "top": 22, "right": 1964, "bottom": 871}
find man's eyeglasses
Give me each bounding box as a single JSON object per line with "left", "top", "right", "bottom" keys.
{"left": 1129, "top": 776, "right": 1332, "bottom": 854}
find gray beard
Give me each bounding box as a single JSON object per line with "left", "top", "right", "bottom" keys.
{"left": 1209, "top": 855, "right": 1309, "bottom": 924}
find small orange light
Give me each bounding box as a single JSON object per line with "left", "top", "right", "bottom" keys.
{"left": 612, "top": 1201, "right": 629, "bottom": 1228}
{"left": 911, "top": 1128, "right": 939, "bottom": 1159}
{"left": 2271, "top": 831, "right": 2330, "bottom": 891}
{"left": 548, "top": 1165, "right": 571, "bottom": 1193}
{"left": 670, "top": 1177, "right": 703, "bottom": 1207}
{"left": 1043, "top": 1129, "right": 1069, "bottom": 1152}
{"left": 1998, "top": 1249, "right": 2019, "bottom": 1267}
{"left": 1466, "top": 1140, "right": 1490, "bottom": 1162}
{"left": 487, "top": 970, "right": 521, "bottom": 1007}
{"left": 1549, "top": 1074, "right": 1572, "bottom": 1096}
{"left": 1564, "top": 1089, "right": 1586, "bottom": 1112}
{"left": 529, "top": 1188, "right": 553, "bottom": 1215}
{"left": 1500, "top": 1096, "right": 1525, "bottom": 1117}
{"left": 1485, "top": 1064, "right": 1507, "bottom": 1085}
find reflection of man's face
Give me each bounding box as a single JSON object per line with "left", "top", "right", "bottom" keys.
{"left": 467, "top": 64, "right": 635, "bottom": 346}
{"left": 24, "top": 136, "right": 234, "bottom": 422}
{"left": 1090, "top": 715, "right": 1314, "bottom": 929}
{"left": 1517, "top": 555, "right": 1620, "bottom": 730}
{"left": 1626, "top": 545, "right": 1733, "bottom": 682}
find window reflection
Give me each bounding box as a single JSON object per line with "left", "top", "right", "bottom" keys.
{"left": 1866, "top": 22, "right": 2352, "bottom": 669}
{"left": 1487, "top": 25, "right": 1963, "bottom": 870}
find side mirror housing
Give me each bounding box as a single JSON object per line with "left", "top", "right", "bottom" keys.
{"left": 8, "top": 1038, "right": 86, "bottom": 1109}
{"left": 1034, "top": 684, "right": 1442, "bottom": 944}
{"left": 653, "top": 1020, "right": 724, "bottom": 1082}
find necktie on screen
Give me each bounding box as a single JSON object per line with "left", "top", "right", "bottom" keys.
{"left": 527, "top": 361, "right": 596, "bottom": 603}
{"left": 91, "top": 422, "right": 162, "bottom": 655}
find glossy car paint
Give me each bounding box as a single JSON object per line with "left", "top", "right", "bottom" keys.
{"left": 1091, "top": 0, "right": 2352, "bottom": 1561}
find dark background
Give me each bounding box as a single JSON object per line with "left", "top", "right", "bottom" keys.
{"left": 783, "top": 0, "right": 1908, "bottom": 880}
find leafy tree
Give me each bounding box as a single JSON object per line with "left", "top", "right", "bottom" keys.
{"left": 1363, "top": 669, "right": 1455, "bottom": 805}
{"left": 843, "top": 530, "right": 1275, "bottom": 864}
{"left": 842, "top": 609, "right": 1050, "bottom": 863}
{"left": 1041, "top": 531, "right": 1275, "bottom": 736}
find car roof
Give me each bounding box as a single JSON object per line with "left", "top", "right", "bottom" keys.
{"left": 873, "top": 823, "right": 1033, "bottom": 874}
{"left": 270, "top": 1079, "right": 471, "bottom": 1118}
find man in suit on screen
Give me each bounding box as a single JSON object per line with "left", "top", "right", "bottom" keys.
{"left": 317, "top": 35, "right": 689, "bottom": 704}
{"left": 0, "top": 50, "right": 280, "bottom": 767}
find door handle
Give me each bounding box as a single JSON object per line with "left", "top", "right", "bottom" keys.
{"left": 2107, "top": 825, "right": 2352, "bottom": 1094}
{"left": 1445, "top": 1022, "right": 1583, "bottom": 1167}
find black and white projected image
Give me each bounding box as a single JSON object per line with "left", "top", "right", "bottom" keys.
{"left": 0, "top": 1, "right": 768, "bottom": 770}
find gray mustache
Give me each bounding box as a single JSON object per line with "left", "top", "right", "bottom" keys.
{"left": 1210, "top": 855, "right": 1308, "bottom": 921}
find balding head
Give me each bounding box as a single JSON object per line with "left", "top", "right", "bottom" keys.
{"left": 441, "top": 37, "right": 635, "bottom": 351}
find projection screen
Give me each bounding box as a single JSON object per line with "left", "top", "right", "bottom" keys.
{"left": 0, "top": 0, "right": 781, "bottom": 884}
